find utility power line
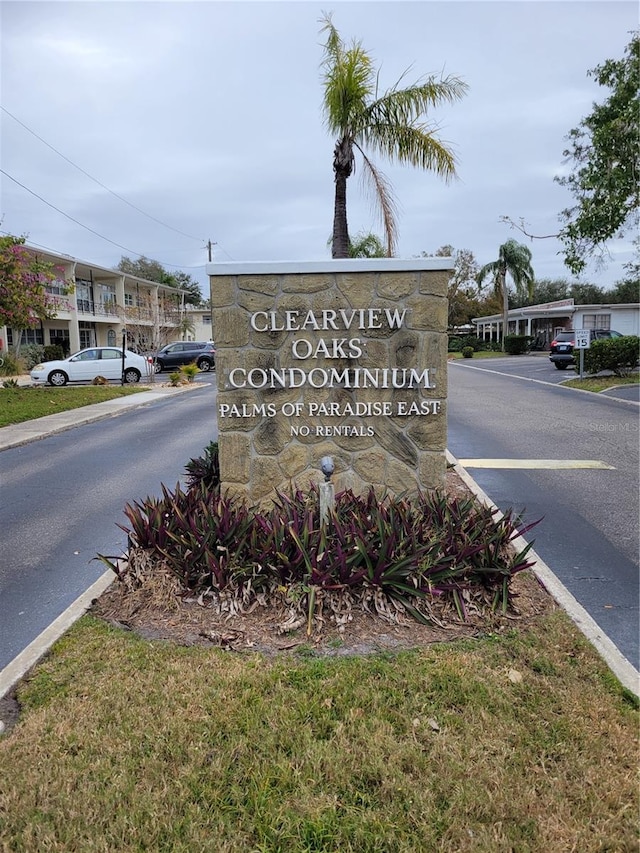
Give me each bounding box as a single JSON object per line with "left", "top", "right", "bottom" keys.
{"left": 1, "top": 168, "right": 205, "bottom": 269}
{"left": 1, "top": 105, "right": 206, "bottom": 244}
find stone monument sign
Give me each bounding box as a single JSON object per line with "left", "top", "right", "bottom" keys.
{"left": 206, "top": 258, "right": 452, "bottom": 503}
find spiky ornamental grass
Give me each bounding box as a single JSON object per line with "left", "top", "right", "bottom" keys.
{"left": 98, "top": 445, "right": 538, "bottom": 631}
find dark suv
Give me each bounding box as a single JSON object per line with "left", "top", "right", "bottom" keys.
{"left": 549, "top": 329, "right": 622, "bottom": 370}
{"left": 153, "top": 341, "right": 216, "bottom": 373}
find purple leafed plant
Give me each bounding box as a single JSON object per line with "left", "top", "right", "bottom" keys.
{"left": 96, "top": 446, "right": 540, "bottom": 622}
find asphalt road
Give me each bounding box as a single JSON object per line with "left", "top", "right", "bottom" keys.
{"left": 0, "top": 380, "right": 218, "bottom": 670}
{"left": 448, "top": 357, "right": 639, "bottom": 669}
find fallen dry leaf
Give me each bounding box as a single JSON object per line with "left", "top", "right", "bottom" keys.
{"left": 508, "top": 668, "right": 523, "bottom": 684}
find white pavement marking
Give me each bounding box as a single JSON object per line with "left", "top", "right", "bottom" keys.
{"left": 447, "top": 450, "right": 640, "bottom": 697}
{"left": 449, "top": 360, "right": 640, "bottom": 405}
{"left": 449, "top": 360, "right": 570, "bottom": 388}
{"left": 0, "top": 570, "right": 115, "bottom": 701}
{"left": 458, "top": 459, "right": 615, "bottom": 470}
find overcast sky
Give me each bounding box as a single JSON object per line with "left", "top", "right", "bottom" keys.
{"left": 1, "top": 0, "right": 637, "bottom": 297}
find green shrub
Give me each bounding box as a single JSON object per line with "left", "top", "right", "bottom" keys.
{"left": 21, "top": 344, "right": 45, "bottom": 370}
{"left": 0, "top": 352, "right": 21, "bottom": 376}
{"left": 185, "top": 441, "right": 220, "bottom": 492}
{"left": 503, "top": 335, "right": 531, "bottom": 355}
{"left": 448, "top": 335, "right": 483, "bottom": 352}
{"left": 466, "top": 335, "right": 483, "bottom": 351}
{"left": 43, "top": 344, "right": 64, "bottom": 362}
{"left": 584, "top": 336, "right": 640, "bottom": 377}
{"left": 462, "top": 346, "right": 474, "bottom": 358}
{"left": 179, "top": 362, "right": 200, "bottom": 382}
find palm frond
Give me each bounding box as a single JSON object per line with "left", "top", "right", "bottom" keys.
{"left": 320, "top": 14, "right": 375, "bottom": 135}
{"left": 318, "top": 12, "right": 341, "bottom": 65}
{"left": 363, "top": 123, "right": 458, "bottom": 179}
{"left": 476, "top": 261, "right": 501, "bottom": 287}
{"left": 372, "top": 76, "right": 469, "bottom": 122}
{"left": 356, "top": 145, "right": 399, "bottom": 256}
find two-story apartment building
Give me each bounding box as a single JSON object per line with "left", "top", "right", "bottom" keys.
{"left": 0, "top": 246, "right": 192, "bottom": 356}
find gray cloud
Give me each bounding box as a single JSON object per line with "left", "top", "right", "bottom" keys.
{"left": 1, "top": 0, "right": 636, "bottom": 295}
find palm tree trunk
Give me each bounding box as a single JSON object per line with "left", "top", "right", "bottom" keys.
{"left": 500, "top": 268, "right": 508, "bottom": 351}
{"left": 332, "top": 173, "right": 350, "bottom": 258}
{"left": 331, "top": 139, "right": 352, "bottom": 258}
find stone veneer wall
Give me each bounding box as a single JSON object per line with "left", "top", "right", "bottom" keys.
{"left": 207, "top": 259, "right": 452, "bottom": 504}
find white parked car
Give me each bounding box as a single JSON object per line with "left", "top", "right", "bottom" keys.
{"left": 30, "top": 347, "right": 154, "bottom": 386}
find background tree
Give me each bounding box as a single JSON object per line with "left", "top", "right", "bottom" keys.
{"left": 422, "top": 245, "right": 483, "bottom": 327}
{"left": 476, "top": 240, "right": 535, "bottom": 348}
{"left": 608, "top": 277, "right": 639, "bottom": 303}
{"left": 500, "top": 34, "right": 639, "bottom": 277}
{"left": 569, "top": 281, "right": 608, "bottom": 304}
{"left": 171, "top": 270, "right": 204, "bottom": 307}
{"left": 177, "top": 314, "right": 196, "bottom": 341}
{"left": 0, "top": 235, "right": 64, "bottom": 356}
{"left": 508, "top": 277, "right": 570, "bottom": 308}
{"left": 556, "top": 33, "right": 639, "bottom": 274}
{"left": 348, "top": 232, "right": 386, "bottom": 258}
{"left": 485, "top": 274, "right": 635, "bottom": 310}
{"left": 320, "top": 13, "right": 467, "bottom": 258}
{"left": 116, "top": 256, "right": 203, "bottom": 306}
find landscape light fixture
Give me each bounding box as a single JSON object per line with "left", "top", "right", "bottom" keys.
{"left": 320, "top": 456, "right": 335, "bottom": 482}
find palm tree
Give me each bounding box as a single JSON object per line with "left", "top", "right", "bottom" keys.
{"left": 320, "top": 13, "right": 468, "bottom": 258}
{"left": 349, "top": 232, "right": 386, "bottom": 258}
{"left": 476, "top": 240, "right": 535, "bottom": 349}
{"left": 324, "top": 230, "right": 386, "bottom": 257}
{"left": 177, "top": 313, "right": 196, "bottom": 342}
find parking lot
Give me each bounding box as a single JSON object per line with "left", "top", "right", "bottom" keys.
{"left": 452, "top": 354, "right": 640, "bottom": 400}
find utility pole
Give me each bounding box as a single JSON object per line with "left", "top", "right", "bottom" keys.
{"left": 207, "top": 240, "right": 215, "bottom": 262}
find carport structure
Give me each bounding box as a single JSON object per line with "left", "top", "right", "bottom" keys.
{"left": 473, "top": 299, "right": 640, "bottom": 349}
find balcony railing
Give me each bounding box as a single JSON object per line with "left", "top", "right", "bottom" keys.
{"left": 47, "top": 294, "right": 74, "bottom": 313}
{"left": 72, "top": 299, "right": 182, "bottom": 325}
{"left": 77, "top": 300, "right": 121, "bottom": 317}
{"left": 119, "top": 305, "right": 182, "bottom": 326}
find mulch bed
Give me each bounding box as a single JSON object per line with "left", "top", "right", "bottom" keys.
{"left": 89, "top": 469, "right": 557, "bottom": 657}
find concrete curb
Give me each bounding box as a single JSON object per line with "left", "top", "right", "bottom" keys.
{"left": 0, "top": 570, "right": 115, "bottom": 701}
{"left": 446, "top": 450, "right": 640, "bottom": 697}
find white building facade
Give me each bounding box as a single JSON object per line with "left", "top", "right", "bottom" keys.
{"left": 0, "top": 246, "right": 193, "bottom": 356}
{"left": 473, "top": 299, "right": 640, "bottom": 348}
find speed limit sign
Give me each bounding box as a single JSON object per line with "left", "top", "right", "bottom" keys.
{"left": 574, "top": 329, "right": 591, "bottom": 379}
{"left": 575, "top": 329, "right": 591, "bottom": 349}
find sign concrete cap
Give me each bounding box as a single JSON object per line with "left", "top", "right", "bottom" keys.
{"left": 206, "top": 258, "right": 454, "bottom": 275}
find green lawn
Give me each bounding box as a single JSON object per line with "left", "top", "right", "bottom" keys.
{"left": 561, "top": 373, "right": 640, "bottom": 392}
{"left": 0, "top": 612, "right": 636, "bottom": 852}
{"left": 0, "top": 385, "right": 149, "bottom": 428}
{"left": 448, "top": 350, "right": 506, "bottom": 360}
